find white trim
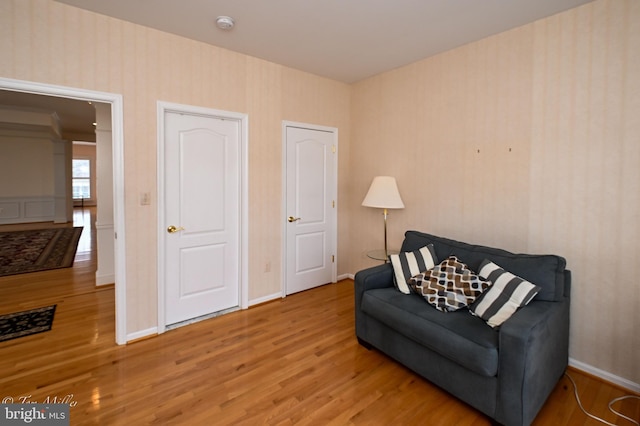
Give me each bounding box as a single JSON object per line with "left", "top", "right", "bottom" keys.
{"left": 95, "top": 272, "right": 115, "bottom": 286}
{"left": 156, "top": 105, "right": 166, "bottom": 334}
{"left": 126, "top": 327, "right": 158, "bottom": 343}
{"left": 281, "top": 121, "right": 339, "bottom": 297}
{"left": 338, "top": 273, "right": 355, "bottom": 281}
{"left": 156, "top": 101, "right": 249, "bottom": 334}
{"left": 0, "top": 77, "right": 127, "bottom": 345}
{"left": 569, "top": 358, "right": 640, "bottom": 393}
{"left": 249, "top": 292, "right": 283, "bottom": 307}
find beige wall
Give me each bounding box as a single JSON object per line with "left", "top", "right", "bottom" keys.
{"left": 0, "top": 0, "right": 351, "bottom": 332}
{"left": 0, "top": 131, "right": 54, "bottom": 197}
{"left": 350, "top": 0, "right": 639, "bottom": 386}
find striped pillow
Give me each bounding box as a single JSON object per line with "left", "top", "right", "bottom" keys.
{"left": 470, "top": 259, "right": 541, "bottom": 328}
{"left": 389, "top": 245, "right": 438, "bottom": 294}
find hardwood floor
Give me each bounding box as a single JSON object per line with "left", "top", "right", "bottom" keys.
{"left": 0, "top": 210, "right": 638, "bottom": 425}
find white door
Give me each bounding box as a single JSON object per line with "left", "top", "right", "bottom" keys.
{"left": 163, "top": 111, "right": 240, "bottom": 325}
{"left": 285, "top": 124, "right": 337, "bottom": 295}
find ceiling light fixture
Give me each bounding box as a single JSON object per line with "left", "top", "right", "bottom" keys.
{"left": 216, "top": 16, "right": 235, "bottom": 30}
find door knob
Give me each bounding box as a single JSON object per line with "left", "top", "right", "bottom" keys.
{"left": 288, "top": 216, "right": 301, "bottom": 223}
{"left": 167, "top": 225, "right": 185, "bottom": 233}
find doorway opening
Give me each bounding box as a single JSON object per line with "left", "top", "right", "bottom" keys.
{"left": 0, "top": 77, "right": 127, "bottom": 344}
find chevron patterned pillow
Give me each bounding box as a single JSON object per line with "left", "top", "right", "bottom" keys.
{"left": 408, "top": 256, "right": 492, "bottom": 312}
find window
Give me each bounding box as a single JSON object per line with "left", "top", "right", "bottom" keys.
{"left": 72, "top": 159, "right": 91, "bottom": 199}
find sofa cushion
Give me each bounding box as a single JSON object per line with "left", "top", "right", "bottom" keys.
{"left": 470, "top": 259, "right": 541, "bottom": 328}
{"left": 408, "top": 256, "right": 492, "bottom": 312}
{"left": 389, "top": 244, "right": 438, "bottom": 294}
{"left": 361, "top": 287, "right": 499, "bottom": 377}
{"left": 401, "top": 231, "right": 566, "bottom": 302}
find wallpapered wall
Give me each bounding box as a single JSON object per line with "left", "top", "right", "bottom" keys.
{"left": 350, "top": 0, "right": 639, "bottom": 387}
{"left": 0, "top": 0, "right": 352, "bottom": 332}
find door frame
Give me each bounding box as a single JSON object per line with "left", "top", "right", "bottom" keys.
{"left": 0, "top": 77, "right": 127, "bottom": 344}
{"left": 156, "top": 101, "right": 249, "bottom": 333}
{"left": 281, "top": 121, "right": 338, "bottom": 297}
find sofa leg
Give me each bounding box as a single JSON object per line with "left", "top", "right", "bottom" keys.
{"left": 357, "top": 337, "right": 373, "bottom": 350}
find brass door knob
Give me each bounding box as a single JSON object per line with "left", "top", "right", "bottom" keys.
{"left": 287, "top": 216, "right": 301, "bottom": 223}
{"left": 167, "top": 225, "right": 185, "bottom": 233}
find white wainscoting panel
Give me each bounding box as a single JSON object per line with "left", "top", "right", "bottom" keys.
{"left": 0, "top": 197, "right": 55, "bottom": 224}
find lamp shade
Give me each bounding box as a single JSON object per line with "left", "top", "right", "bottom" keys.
{"left": 362, "top": 176, "right": 405, "bottom": 209}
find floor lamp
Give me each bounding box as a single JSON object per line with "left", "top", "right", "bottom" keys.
{"left": 362, "top": 176, "right": 405, "bottom": 257}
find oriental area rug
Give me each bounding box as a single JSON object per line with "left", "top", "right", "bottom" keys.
{"left": 0, "top": 227, "right": 83, "bottom": 277}
{"left": 0, "top": 305, "right": 57, "bottom": 342}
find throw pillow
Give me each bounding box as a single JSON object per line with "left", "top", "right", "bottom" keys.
{"left": 389, "top": 244, "right": 438, "bottom": 294}
{"left": 470, "top": 259, "right": 541, "bottom": 328}
{"left": 408, "top": 256, "right": 492, "bottom": 312}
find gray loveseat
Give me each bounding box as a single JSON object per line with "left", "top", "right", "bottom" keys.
{"left": 354, "top": 231, "right": 571, "bottom": 426}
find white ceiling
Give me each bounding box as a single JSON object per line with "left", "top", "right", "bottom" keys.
{"left": 3, "top": 0, "right": 595, "bottom": 138}
{"left": 55, "top": 0, "right": 594, "bottom": 84}
{"left": 0, "top": 90, "right": 98, "bottom": 141}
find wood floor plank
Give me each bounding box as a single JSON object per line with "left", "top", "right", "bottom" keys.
{"left": 1, "top": 208, "right": 638, "bottom": 424}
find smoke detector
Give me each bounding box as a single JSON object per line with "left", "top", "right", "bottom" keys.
{"left": 216, "top": 16, "right": 235, "bottom": 30}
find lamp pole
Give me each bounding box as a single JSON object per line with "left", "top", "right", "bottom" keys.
{"left": 383, "top": 208, "right": 389, "bottom": 257}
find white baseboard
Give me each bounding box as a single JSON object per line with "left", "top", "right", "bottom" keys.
{"left": 126, "top": 327, "right": 157, "bottom": 343}
{"left": 569, "top": 357, "right": 640, "bottom": 393}
{"left": 249, "top": 292, "right": 282, "bottom": 307}
{"left": 95, "top": 273, "right": 114, "bottom": 286}
{"left": 250, "top": 278, "right": 356, "bottom": 306}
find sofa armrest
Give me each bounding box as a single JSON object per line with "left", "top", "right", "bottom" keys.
{"left": 355, "top": 263, "right": 393, "bottom": 289}
{"left": 353, "top": 264, "right": 394, "bottom": 340}
{"left": 354, "top": 264, "right": 393, "bottom": 302}
{"left": 496, "top": 297, "right": 570, "bottom": 426}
